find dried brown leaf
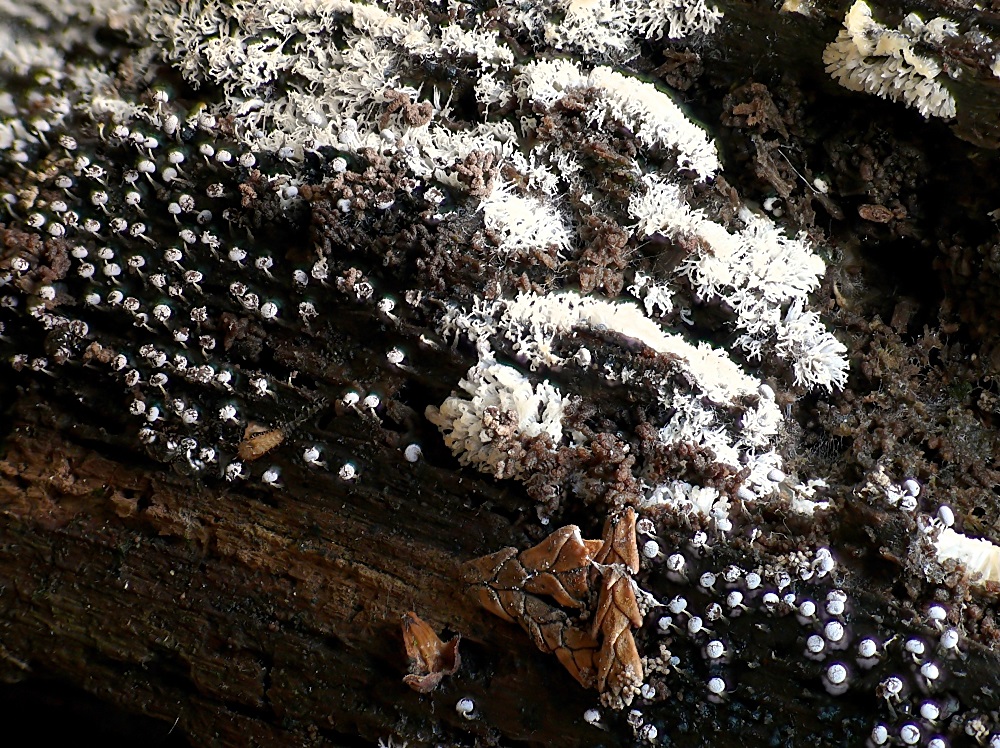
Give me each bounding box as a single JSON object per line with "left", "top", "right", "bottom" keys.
{"left": 523, "top": 566, "right": 589, "bottom": 609}
{"left": 593, "top": 507, "right": 639, "bottom": 573}
{"left": 591, "top": 567, "right": 643, "bottom": 640}
{"left": 462, "top": 515, "right": 641, "bottom": 697}
{"left": 553, "top": 625, "right": 599, "bottom": 689}
{"left": 468, "top": 584, "right": 516, "bottom": 622}
{"left": 519, "top": 525, "right": 601, "bottom": 573}
{"left": 593, "top": 618, "right": 642, "bottom": 699}
{"left": 401, "top": 612, "right": 461, "bottom": 693}
{"left": 520, "top": 525, "right": 602, "bottom": 609}
{"left": 591, "top": 508, "right": 644, "bottom": 699}
{"left": 459, "top": 547, "right": 517, "bottom": 586}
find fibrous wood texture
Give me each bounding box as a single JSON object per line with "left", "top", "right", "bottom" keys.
{"left": 0, "top": 397, "right": 608, "bottom": 746}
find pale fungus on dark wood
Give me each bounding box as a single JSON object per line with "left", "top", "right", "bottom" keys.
{"left": 4, "top": 1, "right": 1000, "bottom": 747}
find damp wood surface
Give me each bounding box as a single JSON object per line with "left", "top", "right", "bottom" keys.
{"left": 3, "top": 0, "right": 1000, "bottom": 746}
{"left": 0, "top": 396, "right": 614, "bottom": 747}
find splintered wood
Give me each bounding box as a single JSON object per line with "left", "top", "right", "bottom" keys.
{"left": 462, "top": 508, "right": 643, "bottom": 704}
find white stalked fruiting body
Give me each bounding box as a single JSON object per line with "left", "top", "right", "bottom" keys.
{"left": 455, "top": 698, "right": 475, "bottom": 719}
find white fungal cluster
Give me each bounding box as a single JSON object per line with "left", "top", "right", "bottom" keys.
{"left": 425, "top": 361, "right": 572, "bottom": 480}
{"left": 874, "top": 471, "right": 1000, "bottom": 589}
{"left": 502, "top": 0, "right": 722, "bottom": 59}
{"left": 136, "top": 0, "right": 508, "bottom": 165}
{"left": 823, "top": 1, "right": 957, "bottom": 119}
{"left": 478, "top": 180, "right": 574, "bottom": 258}
{"left": 515, "top": 60, "right": 721, "bottom": 179}
{"left": 436, "top": 289, "right": 792, "bottom": 511}
{"left": 629, "top": 175, "right": 848, "bottom": 390}
{"left": 443, "top": 290, "right": 768, "bottom": 399}
{"left": 934, "top": 528, "right": 1000, "bottom": 585}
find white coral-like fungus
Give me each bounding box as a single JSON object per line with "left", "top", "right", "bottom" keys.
{"left": 425, "top": 360, "right": 571, "bottom": 479}
{"left": 439, "top": 290, "right": 790, "bottom": 503}
{"left": 630, "top": 175, "right": 848, "bottom": 390}
{"left": 516, "top": 60, "right": 720, "bottom": 179}
{"left": 643, "top": 480, "right": 726, "bottom": 516}
{"left": 504, "top": 0, "right": 722, "bottom": 59}
{"left": 935, "top": 528, "right": 1000, "bottom": 585}
{"left": 822, "top": 1, "right": 956, "bottom": 119}
{"left": 479, "top": 180, "right": 573, "bottom": 257}
{"left": 443, "top": 290, "right": 766, "bottom": 404}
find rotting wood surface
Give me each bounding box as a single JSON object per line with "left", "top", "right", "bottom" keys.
{"left": 3, "top": 1, "right": 1000, "bottom": 746}
{"left": 0, "top": 397, "right": 615, "bottom": 747}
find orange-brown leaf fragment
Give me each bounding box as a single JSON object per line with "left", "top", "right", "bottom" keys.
{"left": 462, "top": 517, "right": 640, "bottom": 697}
{"left": 519, "top": 525, "right": 601, "bottom": 573}
{"left": 593, "top": 507, "right": 639, "bottom": 574}
{"left": 553, "top": 625, "right": 599, "bottom": 689}
{"left": 523, "top": 567, "right": 590, "bottom": 609}
{"left": 402, "top": 612, "right": 461, "bottom": 693}
{"left": 519, "top": 525, "right": 602, "bottom": 609}
{"left": 591, "top": 567, "right": 643, "bottom": 640}
{"left": 460, "top": 546, "right": 518, "bottom": 587}
{"left": 591, "top": 508, "right": 644, "bottom": 701}
{"left": 237, "top": 422, "right": 285, "bottom": 461}
{"left": 593, "top": 615, "right": 643, "bottom": 700}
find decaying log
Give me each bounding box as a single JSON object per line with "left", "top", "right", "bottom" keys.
{"left": 4, "top": 1, "right": 1000, "bottom": 746}
{"left": 0, "top": 397, "right": 610, "bottom": 746}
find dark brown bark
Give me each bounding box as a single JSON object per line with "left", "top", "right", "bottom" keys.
{"left": 0, "top": 395, "right": 610, "bottom": 746}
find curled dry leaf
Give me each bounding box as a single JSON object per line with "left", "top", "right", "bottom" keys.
{"left": 237, "top": 422, "right": 284, "bottom": 461}
{"left": 401, "top": 611, "right": 461, "bottom": 693}
{"left": 461, "top": 524, "right": 603, "bottom": 688}
{"left": 462, "top": 514, "right": 644, "bottom": 699}
{"left": 590, "top": 508, "right": 644, "bottom": 702}
{"left": 520, "top": 525, "right": 604, "bottom": 609}
{"left": 461, "top": 546, "right": 524, "bottom": 622}
{"left": 592, "top": 506, "right": 640, "bottom": 575}
{"left": 461, "top": 525, "right": 602, "bottom": 616}
{"left": 591, "top": 566, "right": 643, "bottom": 698}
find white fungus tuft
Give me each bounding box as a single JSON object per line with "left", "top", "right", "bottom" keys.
{"left": 426, "top": 360, "right": 571, "bottom": 480}
{"left": 934, "top": 528, "right": 1000, "bottom": 585}
{"left": 823, "top": 1, "right": 956, "bottom": 119}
